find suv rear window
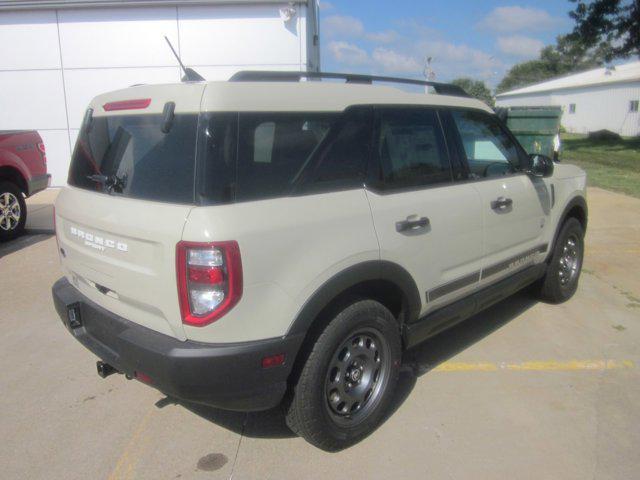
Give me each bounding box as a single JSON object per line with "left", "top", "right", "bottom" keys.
{"left": 200, "top": 112, "right": 347, "bottom": 204}
{"left": 68, "top": 113, "right": 198, "bottom": 203}
{"left": 236, "top": 113, "right": 337, "bottom": 201}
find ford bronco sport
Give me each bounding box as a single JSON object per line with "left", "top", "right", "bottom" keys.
{"left": 52, "top": 71, "right": 587, "bottom": 451}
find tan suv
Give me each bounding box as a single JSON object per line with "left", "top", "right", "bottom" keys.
{"left": 52, "top": 71, "right": 587, "bottom": 450}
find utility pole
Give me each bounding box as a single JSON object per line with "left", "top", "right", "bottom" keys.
{"left": 423, "top": 56, "right": 435, "bottom": 93}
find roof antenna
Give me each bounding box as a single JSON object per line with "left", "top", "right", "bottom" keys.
{"left": 164, "top": 36, "right": 204, "bottom": 82}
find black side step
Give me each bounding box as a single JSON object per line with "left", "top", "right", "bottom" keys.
{"left": 404, "top": 264, "right": 545, "bottom": 349}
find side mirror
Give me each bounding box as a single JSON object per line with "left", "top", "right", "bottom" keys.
{"left": 527, "top": 153, "right": 554, "bottom": 178}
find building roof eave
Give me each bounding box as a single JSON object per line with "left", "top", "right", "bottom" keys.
{"left": 496, "top": 77, "right": 640, "bottom": 98}
{"left": 0, "top": 0, "right": 311, "bottom": 11}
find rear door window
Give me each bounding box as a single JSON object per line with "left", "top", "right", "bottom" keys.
{"left": 68, "top": 113, "right": 198, "bottom": 203}
{"left": 370, "top": 107, "right": 452, "bottom": 191}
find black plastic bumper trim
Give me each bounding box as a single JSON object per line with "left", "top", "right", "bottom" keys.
{"left": 52, "top": 277, "right": 304, "bottom": 411}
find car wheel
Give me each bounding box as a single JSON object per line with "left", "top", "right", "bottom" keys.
{"left": 538, "top": 217, "right": 584, "bottom": 303}
{"left": 0, "top": 181, "right": 27, "bottom": 242}
{"left": 285, "top": 299, "right": 401, "bottom": 451}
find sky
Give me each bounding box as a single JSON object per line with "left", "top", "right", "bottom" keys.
{"left": 318, "top": 0, "right": 576, "bottom": 87}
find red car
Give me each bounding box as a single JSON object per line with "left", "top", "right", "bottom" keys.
{"left": 0, "top": 130, "right": 50, "bottom": 241}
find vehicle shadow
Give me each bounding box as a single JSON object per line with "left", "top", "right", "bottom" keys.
{"left": 403, "top": 290, "right": 537, "bottom": 377}
{"left": 0, "top": 232, "right": 53, "bottom": 259}
{"left": 0, "top": 201, "right": 55, "bottom": 258}
{"left": 161, "top": 291, "right": 538, "bottom": 443}
{"left": 164, "top": 397, "right": 296, "bottom": 439}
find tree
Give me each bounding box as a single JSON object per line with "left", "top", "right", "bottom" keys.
{"left": 451, "top": 78, "right": 494, "bottom": 107}
{"left": 568, "top": 0, "right": 640, "bottom": 61}
{"left": 496, "top": 39, "right": 605, "bottom": 94}
{"left": 495, "top": 0, "right": 637, "bottom": 94}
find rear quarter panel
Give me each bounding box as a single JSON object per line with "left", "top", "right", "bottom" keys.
{"left": 181, "top": 189, "right": 379, "bottom": 342}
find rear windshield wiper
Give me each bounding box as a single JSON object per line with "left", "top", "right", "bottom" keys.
{"left": 86, "top": 173, "right": 127, "bottom": 194}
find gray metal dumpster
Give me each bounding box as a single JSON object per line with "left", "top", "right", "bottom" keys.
{"left": 496, "top": 106, "right": 563, "bottom": 158}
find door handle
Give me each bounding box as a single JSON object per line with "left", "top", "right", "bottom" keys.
{"left": 491, "top": 196, "right": 513, "bottom": 210}
{"left": 396, "top": 215, "right": 430, "bottom": 232}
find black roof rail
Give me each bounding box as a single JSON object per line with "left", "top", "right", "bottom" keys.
{"left": 229, "top": 70, "right": 470, "bottom": 98}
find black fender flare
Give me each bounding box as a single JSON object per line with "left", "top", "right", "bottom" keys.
{"left": 547, "top": 195, "right": 588, "bottom": 262}
{"left": 286, "top": 260, "right": 421, "bottom": 337}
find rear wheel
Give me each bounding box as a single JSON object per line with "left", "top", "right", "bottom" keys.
{"left": 285, "top": 300, "right": 401, "bottom": 451}
{"left": 537, "top": 217, "right": 584, "bottom": 303}
{"left": 0, "top": 181, "right": 26, "bottom": 242}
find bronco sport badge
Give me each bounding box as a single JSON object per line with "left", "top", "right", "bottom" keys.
{"left": 69, "top": 226, "right": 128, "bottom": 252}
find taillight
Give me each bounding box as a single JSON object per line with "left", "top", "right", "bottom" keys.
{"left": 37, "top": 141, "right": 46, "bottom": 164}
{"left": 176, "top": 241, "right": 242, "bottom": 326}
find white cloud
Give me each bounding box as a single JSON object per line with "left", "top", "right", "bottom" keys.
{"left": 365, "top": 30, "right": 398, "bottom": 44}
{"left": 328, "top": 41, "right": 370, "bottom": 65}
{"left": 321, "top": 13, "right": 509, "bottom": 86}
{"left": 478, "top": 6, "right": 560, "bottom": 33}
{"left": 372, "top": 47, "right": 421, "bottom": 73}
{"left": 323, "top": 15, "right": 364, "bottom": 38}
{"left": 319, "top": 1, "right": 334, "bottom": 11}
{"left": 415, "top": 40, "right": 503, "bottom": 75}
{"left": 497, "top": 35, "right": 544, "bottom": 58}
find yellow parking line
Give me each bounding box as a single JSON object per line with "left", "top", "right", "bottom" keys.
{"left": 108, "top": 407, "right": 155, "bottom": 480}
{"left": 433, "top": 360, "right": 634, "bottom": 372}
{"left": 585, "top": 248, "right": 640, "bottom": 254}
{"left": 435, "top": 362, "right": 499, "bottom": 372}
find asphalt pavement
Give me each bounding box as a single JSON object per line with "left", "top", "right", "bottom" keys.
{"left": 0, "top": 187, "right": 638, "bottom": 479}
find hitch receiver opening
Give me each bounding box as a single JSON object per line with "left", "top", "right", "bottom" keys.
{"left": 96, "top": 361, "right": 118, "bottom": 378}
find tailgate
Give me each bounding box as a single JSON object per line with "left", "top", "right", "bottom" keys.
{"left": 55, "top": 82, "right": 206, "bottom": 340}
{"left": 55, "top": 187, "right": 192, "bottom": 340}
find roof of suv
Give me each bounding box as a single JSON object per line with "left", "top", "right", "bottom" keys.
{"left": 90, "top": 80, "right": 493, "bottom": 116}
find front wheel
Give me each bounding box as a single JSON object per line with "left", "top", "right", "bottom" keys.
{"left": 537, "top": 217, "right": 584, "bottom": 303}
{"left": 0, "top": 181, "right": 27, "bottom": 242}
{"left": 285, "top": 300, "right": 401, "bottom": 451}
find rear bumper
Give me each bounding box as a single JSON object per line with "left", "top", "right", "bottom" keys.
{"left": 27, "top": 173, "right": 51, "bottom": 196}
{"left": 52, "top": 277, "right": 304, "bottom": 411}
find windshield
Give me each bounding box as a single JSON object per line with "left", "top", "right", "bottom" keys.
{"left": 68, "top": 113, "right": 198, "bottom": 203}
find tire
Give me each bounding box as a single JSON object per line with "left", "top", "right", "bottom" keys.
{"left": 0, "top": 181, "right": 27, "bottom": 242}
{"left": 537, "top": 217, "right": 584, "bottom": 303}
{"left": 285, "top": 299, "right": 402, "bottom": 451}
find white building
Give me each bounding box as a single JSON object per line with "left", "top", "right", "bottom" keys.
{"left": 496, "top": 61, "right": 640, "bottom": 137}
{"left": 0, "top": 0, "right": 320, "bottom": 185}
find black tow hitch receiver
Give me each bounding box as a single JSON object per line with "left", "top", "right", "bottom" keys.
{"left": 96, "top": 361, "right": 118, "bottom": 379}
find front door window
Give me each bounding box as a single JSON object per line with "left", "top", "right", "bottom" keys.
{"left": 450, "top": 110, "right": 522, "bottom": 179}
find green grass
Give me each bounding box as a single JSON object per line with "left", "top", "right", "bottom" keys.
{"left": 561, "top": 134, "right": 640, "bottom": 198}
